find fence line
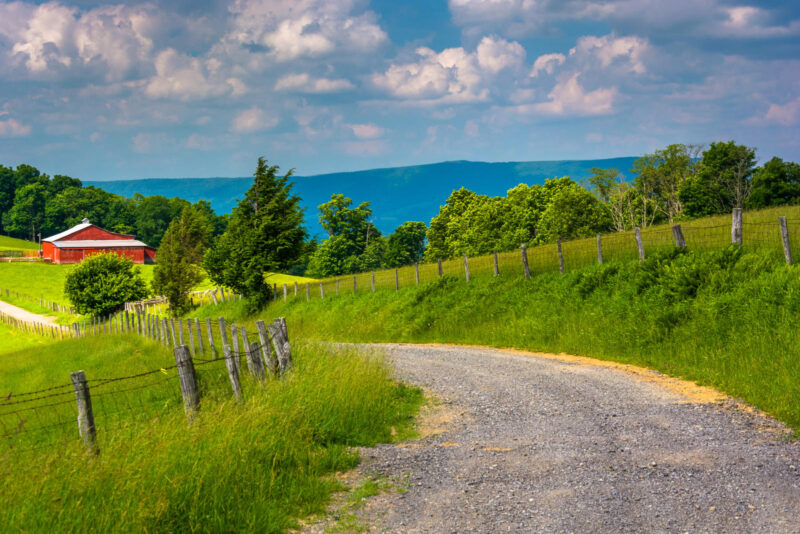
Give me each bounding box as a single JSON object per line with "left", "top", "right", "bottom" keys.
{"left": 276, "top": 210, "right": 798, "bottom": 303}
{"left": 0, "top": 287, "right": 76, "bottom": 315}
{"left": 0, "top": 316, "right": 293, "bottom": 456}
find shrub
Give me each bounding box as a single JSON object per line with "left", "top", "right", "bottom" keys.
{"left": 64, "top": 253, "right": 148, "bottom": 316}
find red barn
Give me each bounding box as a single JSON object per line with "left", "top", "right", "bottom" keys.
{"left": 42, "top": 218, "right": 156, "bottom": 265}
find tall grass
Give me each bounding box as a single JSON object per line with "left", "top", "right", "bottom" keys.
{"left": 0, "top": 336, "right": 422, "bottom": 532}
{"left": 265, "top": 246, "right": 800, "bottom": 433}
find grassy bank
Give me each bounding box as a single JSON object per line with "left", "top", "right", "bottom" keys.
{"left": 1, "top": 332, "right": 421, "bottom": 532}
{"left": 0, "top": 235, "right": 39, "bottom": 250}
{"left": 264, "top": 246, "right": 800, "bottom": 433}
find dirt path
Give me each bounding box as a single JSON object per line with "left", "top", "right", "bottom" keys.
{"left": 0, "top": 299, "right": 61, "bottom": 326}
{"left": 317, "top": 344, "right": 800, "bottom": 533}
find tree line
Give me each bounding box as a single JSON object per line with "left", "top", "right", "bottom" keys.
{"left": 0, "top": 164, "right": 226, "bottom": 247}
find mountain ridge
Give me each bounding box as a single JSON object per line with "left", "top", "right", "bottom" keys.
{"left": 87, "top": 157, "right": 638, "bottom": 238}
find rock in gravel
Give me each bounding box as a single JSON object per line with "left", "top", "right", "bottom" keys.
{"left": 333, "top": 344, "right": 800, "bottom": 534}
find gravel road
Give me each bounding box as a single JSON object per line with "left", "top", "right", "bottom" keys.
{"left": 339, "top": 344, "right": 800, "bottom": 533}
{"left": 0, "top": 299, "right": 61, "bottom": 326}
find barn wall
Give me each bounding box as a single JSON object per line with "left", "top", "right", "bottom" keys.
{"left": 144, "top": 248, "right": 157, "bottom": 263}
{"left": 54, "top": 247, "right": 147, "bottom": 264}
{"left": 61, "top": 226, "right": 135, "bottom": 242}
{"left": 42, "top": 242, "right": 55, "bottom": 262}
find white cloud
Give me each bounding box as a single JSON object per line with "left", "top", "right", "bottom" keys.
{"left": 0, "top": 118, "right": 32, "bottom": 137}
{"left": 530, "top": 53, "right": 565, "bottom": 76}
{"left": 719, "top": 6, "right": 800, "bottom": 38}
{"left": 347, "top": 123, "right": 385, "bottom": 139}
{"left": 231, "top": 107, "right": 278, "bottom": 133}
{"left": 569, "top": 34, "right": 648, "bottom": 74}
{"left": 529, "top": 73, "right": 617, "bottom": 115}
{"left": 144, "top": 49, "right": 246, "bottom": 100}
{"left": 226, "top": 0, "right": 387, "bottom": 61}
{"left": 274, "top": 73, "right": 354, "bottom": 93}
{"left": 372, "top": 36, "right": 523, "bottom": 104}
{"left": 132, "top": 132, "right": 171, "bottom": 153}
{"left": 763, "top": 97, "right": 800, "bottom": 126}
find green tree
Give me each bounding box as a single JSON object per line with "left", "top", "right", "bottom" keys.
{"left": 305, "top": 194, "right": 382, "bottom": 277}
{"left": 204, "top": 157, "right": 307, "bottom": 309}
{"left": 384, "top": 221, "right": 427, "bottom": 267}
{"left": 539, "top": 183, "right": 612, "bottom": 241}
{"left": 152, "top": 206, "right": 210, "bottom": 315}
{"left": 64, "top": 253, "right": 148, "bottom": 317}
{"left": 680, "top": 141, "right": 756, "bottom": 217}
{"left": 133, "top": 194, "right": 189, "bottom": 248}
{"left": 0, "top": 165, "right": 15, "bottom": 232}
{"left": 425, "top": 188, "right": 484, "bottom": 260}
{"left": 748, "top": 157, "right": 800, "bottom": 208}
{"left": 632, "top": 144, "right": 701, "bottom": 224}
{"left": 3, "top": 183, "right": 47, "bottom": 240}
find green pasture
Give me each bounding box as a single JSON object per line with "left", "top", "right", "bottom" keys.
{"left": 0, "top": 235, "right": 39, "bottom": 251}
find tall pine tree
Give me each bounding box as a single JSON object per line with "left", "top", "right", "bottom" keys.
{"left": 205, "top": 157, "right": 307, "bottom": 309}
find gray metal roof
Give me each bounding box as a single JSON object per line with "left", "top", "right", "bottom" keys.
{"left": 43, "top": 222, "right": 93, "bottom": 243}
{"left": 51, "top": 239, "right": 153, "bottom": 249}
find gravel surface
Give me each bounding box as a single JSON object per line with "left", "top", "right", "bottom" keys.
{"left": 338, "top": 344, "right": 800, "bottom": 533}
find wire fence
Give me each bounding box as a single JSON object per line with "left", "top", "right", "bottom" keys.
{"left": 277, "top": 209, "right": 799, "bottom": 302}
{"left": 0, "top": 286, "right": 76, "bottom": 314}
{"left": 0, "top": 317, "right": 293, "bottom": 457}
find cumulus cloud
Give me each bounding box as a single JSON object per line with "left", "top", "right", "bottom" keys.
{"left": 0, "top": 118, "right": 32, "bottom": 137}
{"left": 763, "top": 97, "right": 800, "bottom": 126}
{"left": 230, "top": 106, "right": 278, "bottom": 133}
{"left": 226, "top": 0, "right": 387, "bottom": 61}
{"left": 569, "top": 34, "right": 648, "bottom": 74}
{"left": 530, "top": 53, "right": 565, "bottom": 76}
{"left": 528, "top": 73, "right": 617, "bottom": 115}
{"left": 274, "top": 73, "right": 354, "bottom": 93}
{"left": 372, "top": 36, "right": 524, "bottom": 104}
{"left": 347, "top": 123, "right": 385, "bottom": 139}
{"left": 144, "top": 49, "right": 246, "bottom": 100}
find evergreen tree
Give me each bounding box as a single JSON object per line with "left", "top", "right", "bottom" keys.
{"left": 204, "top": 157, "right": 307, "bottom": 309}
{"left": 152, "top": 206, "right": 210, "bottom": 315}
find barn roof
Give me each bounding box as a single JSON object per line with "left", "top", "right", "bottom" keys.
{"left": 50, "top": 240, "right": 153, "bottom": 249}
{"left": 42, "top": 222, "right": 93, "bottom": 243}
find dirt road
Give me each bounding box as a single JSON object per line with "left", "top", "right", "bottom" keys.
{"left": 0, "top": 299, "right": 61, "bottom": 326}
{"left": 334, "top": 344, "right": 800, "bottom": 533}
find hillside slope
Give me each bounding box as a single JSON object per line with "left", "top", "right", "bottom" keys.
{"left": 87, "top": 157, "right": 637, "bottom": 237}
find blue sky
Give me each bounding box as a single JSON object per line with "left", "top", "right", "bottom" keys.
{"left": 0, "top": 0, "right": 798, "bottom": 180}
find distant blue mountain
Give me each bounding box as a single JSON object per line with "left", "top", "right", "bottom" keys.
{"left": 87, "top": 158, "right": 637, "bottom": 239}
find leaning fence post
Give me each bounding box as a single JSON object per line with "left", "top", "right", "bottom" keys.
{"left": 521, "top": 244, "right": 530, "bottom": 279}
{"left": 596, "top": 234, "right": 603, "bottom": 264}
{"left": 250, "top": 341, "right": 266, "bottom": 381}
{"left": 223, "top": 344, "right": 242, "bottom": 401}
{"left": 634, "top": 227, "right": 645, "bottom": 262}
{"left": 493, "top": 249, "right": 499, "bottom": 277}
{"left": 672, "top": 224, "right": 686, "bottom": 248}
{"left": 240, "top": 327, "right": 256, "bottom": 376}
{"left": 779, "top": 216, "right": 793, "bottom": 265}
{"left": 218, "top": 317, "right": 228, "bottom": 347}
{"left": 195, "top": 318, "right": 204, "bottom": 355}
{"left": 174, "top": 345, "right": 199, "bottom": 415}
{"left": 732, "top": 208, "right": 743, "bottom": 245}
{"left": 256, "top": 319, "right": 277, "bottom": 375}
{"left": 70, "top": 370, "right": 97, "bottom": 454}
{"left": 169, "top": 317, "right": 177, "bottom": 347}
{"left": 268, "top": 318, "right": 292, "bottom": 375}
{"left": 231, "top": 324, "right": 240, "bottom": 372}
{"left": 557, "top": 239, "right": 565, "bottom": 274}
{"left": 415, "top": 263, "right": 420, "bottom": 285}
{"left": 187, "top": 319, "right": 196, "bottom": 356}
{"left": 464, "top": 255, "right": 470, "bottom": 282}
{"left": 294, "top": 281, "right": 298, "bottom": 296}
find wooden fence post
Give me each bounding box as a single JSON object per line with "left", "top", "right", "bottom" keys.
{"left": 267, "top": 318, "right": 292, "bottom": 375}
{"left": 732, "top": 208, "right": 743, "bottom": 245}
{"left": 415, "top": 263, "right": 420, "bottom": 285}
{"left": 231, "top": 324, "right": 240, "bottom": 372}
{"left": 187, "top": 319, "right": 195, "bottom": 356}
{"left": 222, "top": 344, "right": 241, "bottom": 401}
{"left": 596, "top": 234, "right": 603, "bottom": 264}
{"left": 493, "top": 250, "right": 499, "bottom": 277}
{"left": 672, "top": 224, "right": 686, "bottom": 248}
{"left": 169, "top": 317, "right": 177, "bottom": 347}
{"left": 195, "top": 318, "right": 204, "bottom": 355}
{"left": 353, "top": 275, "right": 357, "bottom": 294}
{"left": 174, "top": 345, "right": 199, "bottom": 415}
{"left": 240, "top": 327, "right": 256, "bottom": 376}
{"left": 294, "top": 281, "right": 298, "bottom": 296}
{"left": 464, "top": 255, "right": 470, "bottom": 282}
{"left": 371, "top": 272, "right": 376, "bottom": 292}
{"left": 70, "top": 370, "right": 97, "bottom": 454}
{"left": 336, "top": 278, "right": 340, "bottom": 295}
{"left": 320, "top": 282, "right": 324, "bottom": 298}
{"left": 250, "top": 341, "right": 266, "bottom": 381}
{"left": 437, "top": 258, "right": 443, "bottom": 277}
{"left": 218, "top": 317, "right": 228, "bottom": 347}
{"left": 206, "top": 318, "right": 217, "bottom": 357}
{"left": 557, "top": 239, "right": 565, "bottom": 274}
{"left": 779, "top": 216, "right": 792, "bottom": 265}
{"left": 521, "top": 244, "right": 530, "bottom": 279}
{"left": 634, "top": 227, "right": 645, "bottom": 262}
{"left": 283, "top": 284, "right": 287, "bottom": 302}
{"left": 395, "top": 268, "right": 399, "bottom": 290}
{"left": 256, "top": 319, "right": 277, "bottom": 375}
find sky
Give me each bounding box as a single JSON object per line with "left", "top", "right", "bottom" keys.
{"left": 0, "top": 0, "right": 798, "bottom": 181}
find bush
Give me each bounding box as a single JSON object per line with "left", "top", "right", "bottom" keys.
{"left": 64, "top": 253, "right": 148, "bottom": 316}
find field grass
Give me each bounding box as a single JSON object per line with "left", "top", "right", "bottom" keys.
{"left": 0, "top": 235, "right": 39, "bottom": 250}
{"left": 263, "top": 245, "right": 800, "bottom": 433}
{"left": 0, "top": 331, "right": 422, "bottom": 532}
{"left": 265, "top": 272, "right": 319, "bottom": 285}
{"left": 0, "top": 322, "right": 55, "bottom": 355}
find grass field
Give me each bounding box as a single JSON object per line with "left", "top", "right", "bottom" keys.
{"left": 0, "top": 330, "right": 422, "bottom": 531}
{"left": 263, "top": 245, "right": 800, "bottom": 433}
{"left": 265, "top": 272, "right": 318, "bottom": 285}
{"left": 0, "top": 235, "right": 39, "bottom": 250}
